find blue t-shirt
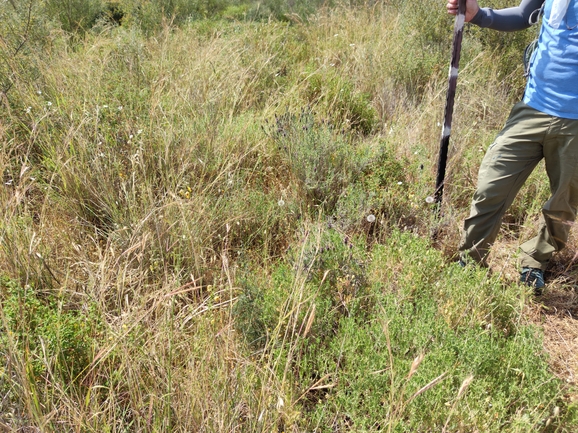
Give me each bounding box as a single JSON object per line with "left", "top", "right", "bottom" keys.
{"left": 524, "top": 0, "right": 578, "bottom": 119}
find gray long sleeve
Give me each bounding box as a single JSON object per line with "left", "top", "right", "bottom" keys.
{"left": 471, "top": 0, "right": 545, "bottom": 31}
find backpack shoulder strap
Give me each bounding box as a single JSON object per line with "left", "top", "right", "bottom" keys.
{"left": 524, "top": 5, "right": 545, "bottom": 78}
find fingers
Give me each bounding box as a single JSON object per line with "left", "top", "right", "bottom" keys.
{"left": 446, "top": 0, "right": 459, "bottom": 15}
{"left": 446, "top": 0, "right": 479, "bottom": 22}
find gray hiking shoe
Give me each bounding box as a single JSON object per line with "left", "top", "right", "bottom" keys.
{"left": 520, "top": 267, "right": 545, "bottom": 295}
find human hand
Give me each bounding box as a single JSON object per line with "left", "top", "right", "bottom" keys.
{"left": 446, "top": 0, "right": 480, "bottom": 22}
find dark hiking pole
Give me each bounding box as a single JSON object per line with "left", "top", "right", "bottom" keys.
{"left": 433, "top": 0, "right": 467, "bottom": 214}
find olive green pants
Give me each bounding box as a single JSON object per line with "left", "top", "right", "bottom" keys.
{"left": 459, "top": 101, "right": 578, "bottom": 270}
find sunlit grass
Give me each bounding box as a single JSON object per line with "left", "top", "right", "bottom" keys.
{"left": 0, "top": 1, "right": 575, "bottom": 431}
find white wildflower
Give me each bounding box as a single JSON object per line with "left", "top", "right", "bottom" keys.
{"left": 366, "top": 214, "right": 376, "bottom": 223}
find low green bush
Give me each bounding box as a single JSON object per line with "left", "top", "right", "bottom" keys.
{"left": 235, "top": 229, "right": 573, "bottom": 432}
{"left": 0, "top": 276, "right": 102, "bottom": 383}
{"left": 265, "top": 109, "right": 372, "bottom": 212}
{"left": 44, "top": 0, "right": 105, "bottom": 32}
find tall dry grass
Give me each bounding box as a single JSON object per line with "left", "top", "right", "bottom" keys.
{"left": 0, "top": 2, "right": 572, "bottom": 432}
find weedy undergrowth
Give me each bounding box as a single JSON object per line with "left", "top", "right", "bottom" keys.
{"left": 0, "top": 1, "right": 576, "bottom": 432}
{"left": 235, "top": 228, "right": 576, "bottom": 432}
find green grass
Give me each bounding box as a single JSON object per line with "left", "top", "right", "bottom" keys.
{"left": 0, "top": 1, "right": 575, "bottom": 431}
{"left": 234, "top": 228, "right": 568, "bottom": 431}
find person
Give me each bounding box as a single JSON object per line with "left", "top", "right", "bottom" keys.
{"left": 446, "top": 0, "right": 578, "bottom": 293}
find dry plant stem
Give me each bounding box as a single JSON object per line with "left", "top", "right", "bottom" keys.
{"left": 407, "top": 372, "right": 449, "bottom": 405}
{"left": 381, "top": 317, "right": 397, "bottom": 432}
{"left": 442, "top": 374, "right": 474, "bottom": 433}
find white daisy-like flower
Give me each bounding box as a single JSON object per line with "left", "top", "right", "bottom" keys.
{"left": 366, "top": 214, "right": 376, "bottom": 223}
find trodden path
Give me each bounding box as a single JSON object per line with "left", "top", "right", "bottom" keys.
{"left": 530, "top": 281, "right": 578, "bottom": 399}
{"left": 525, "top": 251, "right": 578, "bottom": 405}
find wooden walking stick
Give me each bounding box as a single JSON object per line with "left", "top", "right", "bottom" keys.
{"left": 434, "top": 0, "right": 467, "bottom": 212}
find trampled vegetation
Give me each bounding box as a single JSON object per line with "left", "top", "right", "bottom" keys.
{"left": 1, "top": 0, "right": 577, "bottom": 431}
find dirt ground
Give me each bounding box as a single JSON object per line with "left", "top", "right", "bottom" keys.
{"left": 492, "top": 234, "right": 578, "bottom": 403}
{"left": 530, "top": 262, "right": 578, "bottom": 401}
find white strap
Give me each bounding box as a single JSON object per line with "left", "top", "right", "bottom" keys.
{"left": 549, "top": 0, "right": 571, "bottom": 29}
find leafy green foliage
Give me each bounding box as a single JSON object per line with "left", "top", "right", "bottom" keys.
{"left": 0, "top": 0, "right": 51, "bottom": 98}
{"left": 304, "top": 69, "right": 377, "bottom": 134}
{"left": 238, "top": 230, "right": 569, "bottom": 432}
{"left": 335, "top": 146, "right": 414, "bottom": 233}
{"left": 0, "top": 277, "right": 101, "bottom": 382}
{"left": 44, "top": 0, "right": 105, "bottom": 32}
{"left": 266, "top": 109, "right": 371, "bottom": 211}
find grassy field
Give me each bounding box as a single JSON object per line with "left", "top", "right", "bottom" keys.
{"left": 1, "top": 0, "right": 577, "bottom": 431}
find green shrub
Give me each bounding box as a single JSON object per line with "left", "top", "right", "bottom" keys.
{"left": 244, "top": 0, "right": 335, "bottom": 21}
{"left": 0, "top": 276, "right": 101, "bottom": 382}
{"left": 44, "top": 0, "right": 105, "bottom": 32}
{"left": 335, "top": 145, "right": 414, "bottom": 233}
{"left": 304, "top": 68, "right": 377, "bottom": 134}
{"left": 380, "top": 0, "right": 452, "bottom": 98}
{"left": 253, "top": 230, "right": 568, "bottom": 432}
{"left": 117, "top": 0, "right": 229, "bottom": 33}
{"left": 266, "top": 109, "right": 370, "bottom": 211}
{"left": 0, "top": 1, "right": 51, "bottom": 98}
